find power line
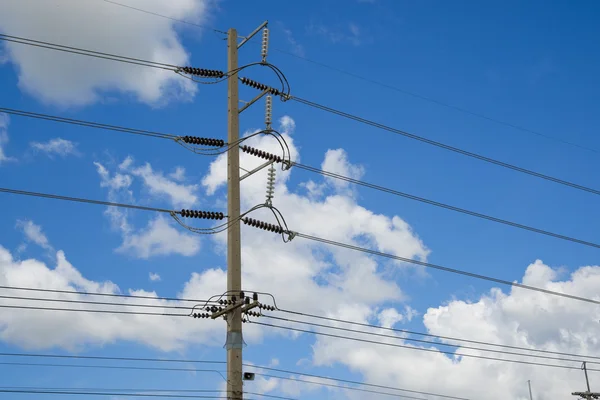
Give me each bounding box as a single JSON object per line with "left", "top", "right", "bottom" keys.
{"left": 0, "top": 389, "right": 232, "bottom": 399}
{"left": 292, "top": 96, "right": 600, "bottom": 197}
{"left": 294, "top": 232, "right": 600, "bottom": 306}
{"left": 99, "top": 0, "right": 597, "bottom": 154}
{"left": 292, "top": 162, "right": 600, "bottom": 249}
{"left": 0, "top": 34, "right": 179, "bottom": 71}
{"left": 2, "top": 186, "right": 599, "bottom": 306}
{"left": 253, "top": 372, "right": 465, "bottom": 400}
{"left": 277, "top": 307, "right": 600, "bottom": 362}
{"left": 0, "top": 293, "right": 199, "bottom": 311}
{"left": 101, "top": 0, "right": 229, "bottom": 35}
{"left": 276, "top": 50, "right": 598, "bottom": 154}
{"left": 0, "top": 303, "right": 186, "bottom": 317}
{"left": 261, "top": 314, "right": 596, "bottom": 366}
{"left": 4, "top": 35, "right": 597, "bottom": 197}
{"left": 0, "top": 285, "right": 214, "bottom": 304}
{"left": 0, "top": 187, "right": 174, "bottom": 213}
{"left": 0, "top": 107, "right": 177, "bottom": 140}
{"left": 0, "top": 358, "right": 465, "bottom": 400}
{"left": 0, "top": 387, "right": 293, "bottom": 400}
{"left": 3, "top": 107, "right": 598, "bottom": 251}
{"left": 253, "top": 321, "right": 600, "bottom": 373}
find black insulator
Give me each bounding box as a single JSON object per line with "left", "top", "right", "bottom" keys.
{"left": 240, "top": 291, "right": 245, "bottom": 299}
{"left": 232, "top": 296, "right": 237, "bottom": 303}
{"left": 245, "top": 297, "right": 250, "bottom": 305}
{"left": 193, "top": 313, "right": 198, "bottom": 318}
{"left": 218, "top": 299, "right": 224, "bottom": 305}
{"left": 210, "top": 306, "right": 217, "bottom": 313}
{"left": 218, "top": 307, "right": 223, "bottom": 312}
{"left": 258, "top": 304, "right": 263, "bottom": 309}
{"left": 253, "top": 292, "right": 258, "bottom": 301}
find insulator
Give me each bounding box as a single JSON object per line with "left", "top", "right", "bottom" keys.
{"left": 245, "top": 297, "right": 250, "bottom": 305}
{"left": 265, "top": 95, "right": 272, "bottom": 129}
{"left": 240, "top": 145, "right": 283, "bottom": 163}
{"left": 210, "top": 306, "right": 217, "bottom": 313}
{"left": 240, "top": 291, "right": 245, "bottom": 299}
{"left": 261, "top": 28, "right": 269, "bottom": 61}
{"left": 180, "top": 209, "right": 225, "bottom": 220}
{"left": 240, "top": 77, "right": 281, "bottom": 96}
{"left": 193, "top": 313, "right": 198, "bottom": 318}
{"left": 253, "top": 292, "right": 258, "bottom": 301}
{"left": 181, "top": 66, "right": 225, "bottom": 78}
{"left": 181, "top": 136, "right": 225, "bottom": 147}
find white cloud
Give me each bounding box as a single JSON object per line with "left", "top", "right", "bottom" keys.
{"left": 121, "top": 157, "right": 198, "bottom": 208}
{"left": 0, "top": 113, "right": 15, "bottom": 165}
{"left": 377, "top": 308, "right": 403, "bottom": 328}
{"left": 307, "top": 21, "right": 364, "bottom": 46}
{"left": 30, "top": 138, "right": 80, "bottom": 158}
{"left": 15, "top": 220, "right": 53, "bottom": 251}
{"left": 169, "top": 166, "right": 187, "bottom": 182}
{"left": 321, "top": 148, "right": 365, "bottom": 193}
{"left": 95, "top": 159, "right": 201, "bottom": 258}
{"left": 279, "top": 24, "right": 305, "bottom": 57}
{"left": 0, "top": 0, "right": 208, "bottom": 107}
{"left": 149, "top": 272, "right": 161, "bottom": 282}
{"left": 117, "top": 215, "right": 201, "bottom": 259}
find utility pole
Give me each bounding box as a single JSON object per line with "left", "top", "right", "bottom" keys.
{"left": 572, "top": 362, "right": 600, "bottom": 400}
{"left": 527, "top": 380, "right": 533, "bottom": 400}
{"left": 226, "top": 27, "right": 243, "bottom": 400}
{"left": 222, "top": 21, "right": 270, "bottom": 400}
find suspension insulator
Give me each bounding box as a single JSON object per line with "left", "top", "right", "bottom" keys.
{"left": 261, "top": 28, "right": 269, "bottom": 62}
{"left": 180, "top": 209, "right": 225, "bottom": 220}
{"left": 241, "top": 217, "right": 284, "bottom": 234}
{"left": 239, "top": 77, "right": 281, "bottom": 96}
{"left": 182, "top": 136, "right": 225, "bottom": 147}
{"left": 265, "top": 95, "right": 272, "bottom": 129}
{"left": 180, "top": 66, "right": 225, "bottom": 78}
{"left": 240, "top": 145, "right": 283, "bottom": 163}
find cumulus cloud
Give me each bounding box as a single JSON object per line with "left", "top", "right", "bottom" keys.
{"left": 30, "top": 138, "right": 80, "bottom": 158}
{"left": 309, "top": 260, "right": 600, "bottom": 400}
{"left": 0, "top": 0, "right": 208, "bottom": 107}
{"left": 94, "top": 159, "right": 201, "bottom": 258}
{"left": 0, "top": 113, "right": 15, "bottom": 165}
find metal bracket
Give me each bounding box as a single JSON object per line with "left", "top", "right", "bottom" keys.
{"left": 241, "top": 301, "right": 259, "bottom": 314}
{"left": 239, "top": 89, "right": 268, "bottom": 114}
{"left": 238, "top": 21, "right": 268, "bottom": 49}
{"left": 240, "top": 160, "right": 274, "bottom": 182}
{"left": 211, "top": 301, "right": 243, "bottom": 320}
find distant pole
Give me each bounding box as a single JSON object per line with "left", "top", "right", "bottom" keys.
{"left": 571, "top": 362, "right": 600, "bottom": 400}
{"left": 528, "top": 380, "right": 533, "bottom": 400}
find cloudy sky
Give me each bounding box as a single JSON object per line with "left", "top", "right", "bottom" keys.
{"left": 1, "top": 0, "right": 600, "bottom": 399}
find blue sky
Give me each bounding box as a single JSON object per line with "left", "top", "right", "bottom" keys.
{"left": 0, "top": 1, "right": 599, "bottom": 399}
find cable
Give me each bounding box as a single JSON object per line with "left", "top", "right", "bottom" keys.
{"left": 0, "top": 187, "right": 174, "bottom": 213}
{"left": 0, "top": 389, "right": 232, "bottom": 399}
{"left": 0, "top": 34, "right": 179, "bottom": 71}
{"left": 101, "top": 0, "right": 229, "bottom": 35}
{"left": 294, "top": 232, "right": 600, "bottom": 306}
{"left": 292, "top": 96, "right": 600, "bottom": 197}
{"left": 293, "top": 162, "right": 600, "bottom": 249}
{"left": 261, "top": 314, "right": 597, "bottom": 366}
{"left": 253, "top": 321, "right": 600, "bottom": 372}
{"left": 274, "top": 49, "right": 597, "bottom": 154}
{"left": 253, "top": 372, "right": 463, "bottom": 400}
{"left": 100, "top": 0, "right": 597, "bottom": 155}
{"left": 0, "top": 304, "right": 186, "bottom": 317}
{"left": 4, "top": 106, "right": 598, "bottom": 250}
{"left": 0, "top": 387, "right": 292, "bottom": 400}
{"left": 0, "top": 107, "right": 177, "bottom": 140}
{"left": 0, "top": 294, "right": 199, "bottom": 311}
{"left": 0, "top": 359, "right": 465, "bottom": 400}
{"left": 277, "top": 308, "right": 600, "bottom": 362}
{"left": 0, "top": 285, "right": 215, "bottom": 304}
{"left": 0, "top": 352, "right": 225, "bottom": 365}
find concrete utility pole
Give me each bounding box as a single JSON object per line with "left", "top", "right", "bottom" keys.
{"left": 226, "top": 27, "right": 243, "bottom": 400}
{"left": 528, "top": 380, "right": 533, "bottom": 400}
{"left": 222, "top": 21, "right": 270, "bottom": 400}
{"left": 572, "top": 362, "right": 600, "bottom": 400}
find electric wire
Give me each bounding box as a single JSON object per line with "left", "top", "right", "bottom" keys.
{"left": 0, "top": 304, "right": 187, "bottom": 317}
{"left": 0, "top": 34, "right": 179, "bottom": 71}
{"left": 292, "top": 162, "right": 600, "bottom": 249}
{"left": 0, "top": 359, "right": 467, "bottom": 400}
{"left": 2, "top": 186, "right": 599, "bottom": 306}
{"left": 2, "top": 107, "right": 595, "bottom": 250}
{"left": 293, "top": 232, "right": 600, "bottom": 306}
{"left": 261, "top": 314, "right": 599, "bottom": 366}
{"left": 292, "top": 96, "right": 600, "bottom": 197}
{"left": 276, "top": 307, "right": 600, "bottom": 361}
{"left": 0, "top": 285, "right": 215, "bottom": 304}
{"left": 0, "top": 294, "right": 201, "bottom": 311}
{"left": 100, "top": 0, "right": 596, "bottom": 154}
{"left": 0, "top": 386, "right": 295, "bottom": 400}
{"left": 252, "top": 321, "right": 600, "bottom": 372}
{"left": 0, "top": 389, "right": 233, "bottom": 399}
{"left": 0, "top": 187, "right": 174, "bottom": 213}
